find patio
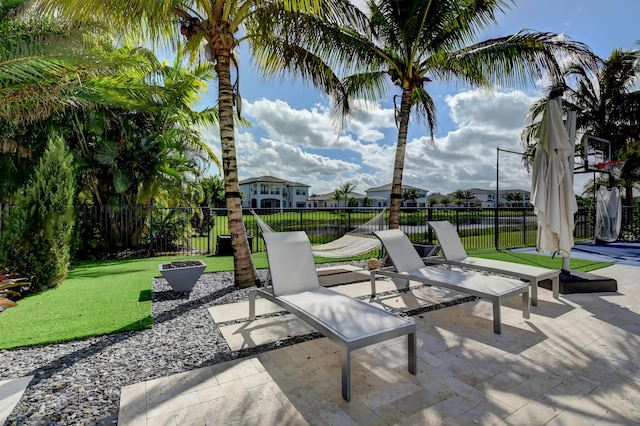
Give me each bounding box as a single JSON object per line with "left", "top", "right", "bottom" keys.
{"left": 115, "top": 262, "right": 640, "bottom": 425}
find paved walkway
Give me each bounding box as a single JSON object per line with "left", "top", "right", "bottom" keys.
{"left": 117, "top": 263, "right": 640, "bottom": 425}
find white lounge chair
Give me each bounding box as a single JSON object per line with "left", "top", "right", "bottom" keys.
{"left": 426, "top": 221, "right": 560, "bottom": 305}
{"left": 248, "top": 231, "right": 416, "bottom": 401}
{"left": 372, "top": 229, "right": 530, "bottom": 334}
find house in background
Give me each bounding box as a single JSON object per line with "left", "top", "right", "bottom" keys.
{"left": 365, "top": 183, "right": 429, "bottom": 208}
{"left": 470, "top": 188, "right": 531, "bottom": 208}
{"left": 307, "top": 192, "right": 386, "bottom": 208}
{"left": 239, "top": 176, "right": 310, "bottom": 208}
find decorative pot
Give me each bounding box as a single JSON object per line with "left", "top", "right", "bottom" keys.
{"left": 159, "top": 260, "right": 206, "bottom": 293}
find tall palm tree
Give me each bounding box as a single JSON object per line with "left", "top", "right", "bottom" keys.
{"left": 37, "top": 0, "right": 362, "bottom": 287}
{"left": 314, "top": 0, "right": 595, "bottom": 229}
{"left": 452, "top": 189, "right": 466, "bottom": 207}
{"left": 333, "top": 181, "right": 356, "bottom": 207}
{"left": 522, "top": 48, "right": 640, "bottom": 205}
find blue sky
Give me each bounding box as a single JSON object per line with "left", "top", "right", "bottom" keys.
{"left": 198, "top": 0, "right": 639, "bottom": 197}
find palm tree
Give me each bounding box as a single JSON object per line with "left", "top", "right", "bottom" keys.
{"left": 318, "top": 0, "right": 595, "bottom": 229}
{"left": 401, "top": 188, "right": 420, "bottom": 207}
{"left": 0, "top": 6, "right": 171, "bottom": 201}
{"left": 523, "top": 48, "right": 640, "bottom": 206}
{"left": 38, "top": 0, "right": 362, "bottom": 287}
{"left": 333, "top": 182, "right": 356, "bottom": 208}
{"left": 506, "top": 191, "right": 523, "bottom": 207}
{"left": 452, "top": 189, "right": 466, "bottom": 207}
{"left": 0, "top": 4, "right": 151, "bottom": 125}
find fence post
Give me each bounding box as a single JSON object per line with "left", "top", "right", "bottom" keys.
{"left": 522, "top": 208, "right": 527, "bottom": 246}
{"left": 207, "top": 207, "right": 211, "bottom": 255}
{"left": 494, "top": 207, "right": 499, "bottom": 250}
{"left": 148, "top": 201, "right": 153, "bottom": 254}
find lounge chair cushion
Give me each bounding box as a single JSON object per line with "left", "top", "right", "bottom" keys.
{"left": 263, "top": 232, "right": 320, "bottom": 296}
{"left": 374, "top": 229, "right": 425, "bottom": 271}
{"left": 278, "top": 287, "right": 412, "bottom": 342}
{"left": 427, "top": 221, "right": 468, "bottom": 261}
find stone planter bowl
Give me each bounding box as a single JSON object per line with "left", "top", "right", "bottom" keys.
{"left": 159, "top": 260, "right": 207, "bottom": 293}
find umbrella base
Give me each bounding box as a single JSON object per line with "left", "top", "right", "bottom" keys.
{"left": 539, "top": 271, "right": 617, "bottom": 294}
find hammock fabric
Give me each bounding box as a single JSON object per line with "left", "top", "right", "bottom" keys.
{"left": 251, "top": 210, "right": 385, "bottom": 258}
{"left": 595, "top": 186, "right": 622, "bottom": 243}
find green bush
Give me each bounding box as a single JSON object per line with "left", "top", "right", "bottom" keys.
{"left": 0, "top": 135, "right": 75, "bottom": 293}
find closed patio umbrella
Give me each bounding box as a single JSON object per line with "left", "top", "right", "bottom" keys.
{"left": 530, "top": 97, "right": 578, "bottom": 267}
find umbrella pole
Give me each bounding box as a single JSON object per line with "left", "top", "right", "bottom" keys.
{"left": 563, "top": 109, "right": 577, "bottom": 274}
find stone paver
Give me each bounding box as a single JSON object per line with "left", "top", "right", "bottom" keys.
{"left": 117, "top": 263, "right": 640, "bottom": 425}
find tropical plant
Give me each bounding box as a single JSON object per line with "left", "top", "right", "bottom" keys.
{"left": 462, "top": 190, "right": 476, "bottom": 206}
{"left": 506, "top": 191, "right": 523, "bottom": 207}
{"left": 318, "top": 0, "right": 595, "bottom": 229}
{"left": 402, "top": 188, "right": 421, "bottom": 207}
{"left": 0, "top": 135, "right": 75, "bottom": 293}
{"left": 37, "top": 0, "right": 363, "bottom": 288}
{"left": 333, "top": 182, "right": 357, "bottom": 208}
{"left": 452, "top": 189, "right": 465, "bottom": 206}
{"left": 67, "top": 49, "right": 220, "bottom": 207}
{"left": 522, "top": 48, "right": 640, "bottom": 206}
{"left": 0, "top": 3, "right": 148, "bottom": 201}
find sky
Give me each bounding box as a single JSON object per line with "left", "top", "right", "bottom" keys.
{"left": 197, "top": 0, "right": 640, "bottom": 198}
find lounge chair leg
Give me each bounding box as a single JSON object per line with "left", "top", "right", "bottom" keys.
{"left": 370, "top": 271, "right": 377, "bottom": 298}
{"left": 249, "top": 289, "right": 256, "bottom": 320}
{"left": 552, "top": 276, "right": 560, "bottom": 299}
{"left": 408, "top": 333, "right": 416, "bottom": 375}
{"left": 492, "top": 302, "right": 502, "bottom": 334}
{"left": 341, "top": 349, "right": 351, "bottom": 401}
{"left": 522, "top": 292, "right": 530, "bottom": 319}
{"left": 531, "top": 280, "right": 538, "bottom": 306}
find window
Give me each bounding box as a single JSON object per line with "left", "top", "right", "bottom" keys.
{"left": 296, "top": 189, "right": 306, "bottom": 196}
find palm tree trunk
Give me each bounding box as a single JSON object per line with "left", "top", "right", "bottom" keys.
{"left": 389, "top": 87, "right": 413, "bottom": 229}
{"left": 214, "top": 46, "right": 257, "bottom": 288}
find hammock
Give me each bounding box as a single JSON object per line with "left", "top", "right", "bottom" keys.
{"left": 251, "top": 209, "right": 385, "bottom": 258}
{"left": 595, "top": 186, "right": 622, "bottom": 243}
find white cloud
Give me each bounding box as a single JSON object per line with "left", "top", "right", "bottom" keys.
{"left": 200, "top": 88, "right": 560, "bottom": 196}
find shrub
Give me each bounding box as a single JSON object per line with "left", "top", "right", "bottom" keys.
{"left": 0, "top": 135, "right": 75, "bottom": 293}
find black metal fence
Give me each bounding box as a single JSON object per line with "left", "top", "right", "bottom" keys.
{"left": 1, "top": 203, "right": 639, "bottom": 259}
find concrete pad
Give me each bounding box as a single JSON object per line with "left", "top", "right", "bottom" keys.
{"left": 121, "top": 263, "right": 640, "bottom": 425}
{"left": 209, "top": 298, "right": 283, "bottom": 323}
{"left": 0, "top": 375, "right": 33, "bottom": 424}
{"left": 219, "top": 314, "right": 317, "bottom": 351}
{"left": 118, "top": 358, "right": 306, "bottom": 426}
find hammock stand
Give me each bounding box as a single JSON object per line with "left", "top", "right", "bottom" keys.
{"left": 251, "top": 209, "right": 386, "bottom": 258}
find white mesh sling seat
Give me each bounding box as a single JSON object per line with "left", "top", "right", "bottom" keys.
{"left": 426, "top": 221, "right": 560, "bottom": 305}
{"left": 372, "top": 229, "right": 530, "bottom": 334}
{"left": 248, "top": 231, "right": 416, "bottom": 401}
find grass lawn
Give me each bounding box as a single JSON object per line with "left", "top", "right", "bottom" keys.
{"left": 469, "top": 249, "right": 613, "bottom": 272}
{"left": 0, "top": 250, "right": 613, "bottom": 350}
{"left": 0, "top": 253, "right": 338, "bottom": 350}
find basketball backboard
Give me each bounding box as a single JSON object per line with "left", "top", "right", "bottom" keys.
{"left": 578, "top": 135, "right": 611, "bottom": 173}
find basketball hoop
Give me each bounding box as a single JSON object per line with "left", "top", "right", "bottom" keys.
{"left": 596, "top": 160, "right": 625, "bottom": 179}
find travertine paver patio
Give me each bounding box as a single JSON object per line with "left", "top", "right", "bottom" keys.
{"left": 118, "top": 263, "right": 640, "bottom": 425}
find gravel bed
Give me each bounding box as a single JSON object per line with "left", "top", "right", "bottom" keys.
{"left": 1, "top": 267, "right": 284, "bottom": 425}
{"left": 1, "top": 260, "right": 473, "bottom": 425}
